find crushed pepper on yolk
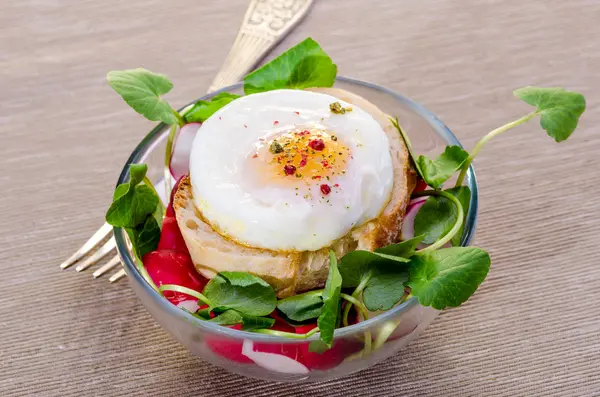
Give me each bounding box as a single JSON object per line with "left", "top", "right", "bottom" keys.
{"left": 248, "top": 127, "right": 351, "bottom": 195}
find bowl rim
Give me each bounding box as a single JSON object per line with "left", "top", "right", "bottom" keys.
{"left": 113, "top": 76, "right": 479, "bottom": 343}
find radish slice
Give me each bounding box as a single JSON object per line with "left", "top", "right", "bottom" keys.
{"left": 170, "top": 123, "right": 201, "bottom": 179}
{"left": 177, "top": 300, "right": 200, "bottom": 313}
{"left": 241, "top": 340, "right": 309, "bottom": 374}
{"left": 401, "top": 197, "right": 428, "bottom": 239}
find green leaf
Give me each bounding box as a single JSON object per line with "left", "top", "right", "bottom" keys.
{"left": 449, "top": 186, "right": 471, "bottom": 246}
{"left": 210, "top": 310, "right": 275, "bottom": 330}
{"left": 194, "top": 307, "right": 212, "bottom": 320}
{"left": 317, "top": 251, "right": 343, "bottom": 348}
{"left": 414, "top": 187, "right": 469, "bottom": 245}
{"left": 375, "top": 235, "right": 425, "bottom": 257}
{"left": 338, "top": 251, "right": 377, "bottom": 288}
{"left": 244, "top": 38, "right": 337, "bottom": 95}
{"left": 416, "top": 146, "right": 469, "bottom": 189}
{"left": 363, "top": 266, "right": 409, "bottom": 311}
{"left": 514, "top": 87, "right": 586, "bottom": 142}
{"left": 339, "top": 250, "right": 411, "bottom": 289}
{"left": 126, "top": 216, "right": 161, "bottom": 257}
{"left": 277, "top": 290, "right": 323, "bottom": 322}
{"left": 203, "top": 272, "right": 277, "bottom": 316}
{"left": 106, "top": 164, "right": 159, "bottom": 229}
{"left": 184, "top": 92, "right": 241, "bottom": 123}
{"left": 107, "top": 68, "right": 179, "bottom": 125}
{"left": 407, "top": 247, "right": 491, "bottom": 310}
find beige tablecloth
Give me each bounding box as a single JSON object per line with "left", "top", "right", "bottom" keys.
{"left": 2, "top": 0, "right": 599, "bottom": 395}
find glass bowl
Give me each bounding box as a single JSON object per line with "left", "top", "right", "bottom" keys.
{"left": 113, "top": 77, "right": 478, "bottom": 383}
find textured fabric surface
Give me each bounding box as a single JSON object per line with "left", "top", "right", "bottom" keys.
{"left": 1, "top": 0, "right": 599, "bottom": 396}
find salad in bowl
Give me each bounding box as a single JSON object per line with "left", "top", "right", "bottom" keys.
{"left": 105, "top": 38, "right": 585, "bottom": 382}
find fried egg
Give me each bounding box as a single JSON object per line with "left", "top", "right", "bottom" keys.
{"left": 188, "top": 89, "right": 393, "bottom": 252}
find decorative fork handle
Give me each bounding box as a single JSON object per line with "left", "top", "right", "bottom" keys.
{"left": 207, "top": 0, "right": 314, "bottom": 93}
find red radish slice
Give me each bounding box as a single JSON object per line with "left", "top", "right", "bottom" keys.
{"left": 170, "top": 123, "right": 201, "bottom": 179}
{"left": 177, "top": 300, "right": 200, "bottom": 313}
{"left": 157, "top": 216, "right": 188, "bottom": 253}
{"left": 401, "top": 197, "right": 428, "bottom": 240}
{"left": 206, "top": 324, "right": 253, "bottom": 364}
{"left": 242, "top": 340, "right": 309, "bottom": 374}
{"left": 143, "top": 250, "right": 208, "bottom": 304}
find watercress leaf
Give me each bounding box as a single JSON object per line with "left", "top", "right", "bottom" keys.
{"left": 514, "top": 87, "right": 586, "bottom": 142}
{"left": 210, "top": 309, "right": 243, "bottom": 325}
{"left": 277, "top": 290, "right": 323, "bottom": 322}
{"left": 184, "top": 92, "right": 241, "bottom": 123}
{"left": 107, "top": 68, "right": 179, "bottom": 125}
{"left": 407, "top": 247, "right": 491, "bottom": 310}
{"left": 363, "top": 266, "right": 409, "bottom": 311}
{"left": 203, "top": 272, "right": 277, "bottom": 316}
{"left": 106, "top": 164, "right": 159, "bottom": 228}
{"left": 195, "top": 307, "right": 212, "bottom": 320}
{"left": 239, "top": 314, "right": 276, "bottom": 331}
{"left": 244, "top": 38, "right": 337, "bottom": 95}
{"left": 338, "top": 251, "right": 377, "bottom": 288}
{"left": 317, "top": 251, "right": 343, "bottom": 348}
{"left": 449, "top": 186, "right": 471, "bottom": 246}
{"left": 414, "top": 194, "right": 456, "bottom": 245}
{"left": 375, "top": 235, "right": 425, "bottom": 257}
{"left": 416, "top": 146, "right": 469, "bottom": 189}
{"left": 126, "top": 216, "right": 161, "bottom": 257}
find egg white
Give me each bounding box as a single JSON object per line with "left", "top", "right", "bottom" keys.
{"left": 188, "top": 89, "right": 393, "bottom": 252}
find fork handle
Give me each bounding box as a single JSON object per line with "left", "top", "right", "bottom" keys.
{"left": 207, "top": 0, "right": 314, "bottom": 93}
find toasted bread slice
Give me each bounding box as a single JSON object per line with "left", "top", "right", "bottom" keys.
{"left": 174, "top": 88, "right": 416, "bottom": 298}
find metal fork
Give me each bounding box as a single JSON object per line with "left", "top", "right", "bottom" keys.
{"left": 61, "top": 0, "right": 314, "bottom": 282}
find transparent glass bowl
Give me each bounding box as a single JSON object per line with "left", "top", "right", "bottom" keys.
{"left": 113, "top": 77, "right": 478, "bottom": 383}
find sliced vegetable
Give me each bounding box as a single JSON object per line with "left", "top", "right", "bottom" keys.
{"left": 143, "top": 250, "right": 208, "bottom": 304}
{"left": 169, "top": 122, "right": 201, "bottom": 180}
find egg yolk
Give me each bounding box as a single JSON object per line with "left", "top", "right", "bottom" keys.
{"left": 248, "top": 127, "right": 351, "bottom": 195}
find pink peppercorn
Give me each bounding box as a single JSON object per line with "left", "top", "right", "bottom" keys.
{"left": 320, "top": 184, "right": 331, "bottom": 195}
{"left": 284, "top": 165, "right": 296, "bottom": 175}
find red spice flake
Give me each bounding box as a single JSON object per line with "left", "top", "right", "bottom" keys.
{"left": 218, "top": 116, "right": 222, "bottom": 120}
{"left": 297, "top": 130, "right": 310, "bottom": 136}
{"left": 312, "top": 175, "right": 322, "bottom": 180}
{"left": 299, "top": 154, "right": 308, "bottom": 168}
{"left": 284, "top": 165, "right": 296, "bottom": 175}
{"left": 244, "top": 124, "right": 248, "bottom": 128}
{"left": 321, "top": 160, "right": 329, "bottom": 168}
{"left": 252, "top": 153, "right": 258, "bottom": 158}
{"left": 273, "top": 120, "right": 279, "bottom": 125}
{"left": 308, "top": 139, "right": 325, "bottom": 151}
{"left": 320, "top": 184, "right": 331, "bottom": 195}
{"left": 294, "top": 111, "right": 300, "bottom": 115}
{"left": 333, "top": 183, "right": 340, "bottom": 188}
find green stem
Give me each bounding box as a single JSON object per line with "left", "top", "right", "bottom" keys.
{"left": 341, "top": 293, "right": 372, "bottom": 354}
{"left": 373, "top": 319, "right": 402, "bottom": 350}
{"left": 159, "top": 284, "right": 211, "bottom": 306}
{"left": 455, "top": 111, "right": 538, "bottom": 186}
{"left": 163, "top": 124, "right": 178, "bottom": 199}
{"left": 412, "top": 190, "right": 464, "bottom": 254}
{"left": 253, "top": 327, "right": 320, "bottom": 339}
{"left": 172, "top": 109, "right": 185, "bottom": 127}
{"left": 342, "top": 274, "right": 372, "bottom": 327}
{"left": 371, "top": 292, "right": 411, "bottom": 350}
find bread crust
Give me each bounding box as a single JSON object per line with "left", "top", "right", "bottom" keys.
{"left": 174, "top": 88, "right": 415, "bottom": 298}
